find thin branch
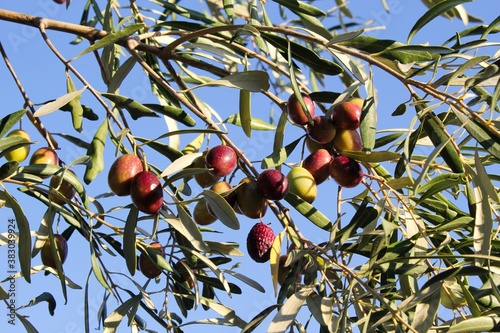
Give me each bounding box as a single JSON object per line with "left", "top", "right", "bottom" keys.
{"left": 0, "top": 40, "right": 58, "bottom": 149}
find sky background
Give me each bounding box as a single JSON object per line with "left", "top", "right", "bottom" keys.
{"left": 1, "top": 1, "right": 498, "bottom": 332}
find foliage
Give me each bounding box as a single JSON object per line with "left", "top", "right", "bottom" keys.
{"left": 0, "top": 1, "right": 499, "bottom": 332}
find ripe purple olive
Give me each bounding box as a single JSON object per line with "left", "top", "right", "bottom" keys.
{"left": 287, "top": 93, "right": 315, "bottom": 125}
{"left": 329, "top": 155, "right": 364, "bottom": 188}
{"left": 306, "top": 116, "right": 337, "bottom": 144}
{"left": 205, "top": 145, "right": 237, "bottom": 177}
{"left": 332, "top": 101, "right": 362, "bottom": 130}
{"left": 130, "top": 171, "right": 163, "bottom": 214}
{"left": 302, "top": 149, "right": 333, "bottom": 185}
{"left": 256, "top": 169, "right": 289, "bottom": 200}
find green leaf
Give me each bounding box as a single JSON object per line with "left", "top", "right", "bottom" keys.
{"left": 0, "top": 109, "right": 27, "bottom": 138}
{"left": 261, "top": 137, "right": 302, "bottom": 169}
{"left": 0, "top": 135, "right": 33, "bottom": 160}
{"left": 104, "top": 295, "right": 142, "bottom": 329}
{"left": 327, "top": 29, "right": 365, "bottom": 45}
{"left": 182, "top": 71, "right": 270, "bottom": 92}
{"left": 169, "top": 207, "right": 210, "bottom": 252}
{"left": 339, "top": 36, "right": 441, "bottom": 64}
{"left": 272, "top": 0, "right": 326, "bottom": 17}
{"left": 52, "top": 133, "right": 90, "bottom": 149}
{"left": 361, "top": 89, "right": 377, "bottom": 152}
{"left": 419, "top": 106, "right": 464, "bottom": 173}
{"left": 268, "top": 286, "right": 314, "bottom": 332}
{"left": 223, "top": 270, "right": 265, "bottom": 293}
{"left": 66, "top": 73, "right": 84, "bottom": 132}
{"left": 223, "top": 0, "right": 234, "bottom": 20}
{"left": 239, "top": 88, "right": 252, "bottom": 138}
{"left": 102, "top": 93, "right": 159, "bottom": 120}
{"left": 261, "top": 32, "right": 343, "bottom": 75}
{"left": 392, "top": 103, "right": 407, "bottom": 116}
{"left": 224, "top": 114, "right": 276, "bottom": 131}
{"left": 75, "top": 23, "right": 144, "bottom": 59}
{"left": 19, "top": 292, "right": 56, "bottom": 316}
{"left": 91, "top": 247, "right": 114, "bottom": 295}
{"left": 84, "top": 119, "right": 107, "bottom": 184}
{"left": 124, "top": 206, "right": 138, "bottom": 276}
{"left": 143, "top": 103, "right": 196, "bottom": 127}
{"left": 15, "top": 314, "right": 39, "bottom": 333}
{"left": 107, "top": 56, "right": 137, "bottom": 94}
{"left": 0, "top": 161, "right": 19, "bottom": 180}
{"left": 448, "top": 316, "right": 500, "bottom": 333}
{"left": 416, "top": 173, "right": 467, "bottom": 203}
{"left": 452, "top": 110, "right": 500, "bottom": 159}
{"left": 341, "top": 150, "right": 401, "bottom": 162}
{"left": 203, "top": 190, "right": 240, "bottom": 230}
{"left": 135, "top": 137, "right": 184, "bottom": 163}
{"left": 34, "top": 88, "right": 87, "bottom": 118}
{"left": 3, "top": 190, "right": 31, "bottom": 283}
{"left": 408, "top": 0, "right": 473, "bottom": 43}
{"left": 241, "top": 305, "right": 279, "bottom": 333}
{"left": 284, "top": 192, "right": 332, "bottom": 230}
{"left": 161, "top": 152, "right": 202, "bottom": 177}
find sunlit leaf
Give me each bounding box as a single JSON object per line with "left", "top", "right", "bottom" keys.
{"left": 272, "top": 0, "right": 326, "bottom": 17}
{"left": 268, "top": 286, "right": 314, "bottom": 333}
{"left": 284, "top": 192, "right": 332, "bottom": 230}
{"left": 181, "top": 71, "right": 270, "bottom": 92}
{"left": 75, "top": 24, "right": 144, "bottom": 58}
{"left": 224, "top": 114, "right": 276, "bottom": 131}
{"left": 448, "top": 316, "right": 500, "bottom": 333}
{"left": 241, "top": 305, "right": 279, "bottom": 333}
{"left": 408, "top": 0, "right": 473, "bottom": 43}
{"left": 0, "top": 109, "right": 27, "bottom": 138}
{"left": 34, "top": 88, "right": 87, "bottom": 118}
{"left": 102, "top": 93, "right": 159, "bottom": 120}
{"left": 261, "top": 137, "right": 302, "bottom": 169}
{"left": 84, "top": 119, "right": 107, "bottom": 184}
{"left": 3, "top": 190, "right": 31, "bottom": 283}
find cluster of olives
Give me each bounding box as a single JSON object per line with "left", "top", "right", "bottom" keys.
{"left": 287, "top": 93, "right": 365, "bottom": 190}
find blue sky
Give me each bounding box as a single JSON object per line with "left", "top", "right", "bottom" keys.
{"left": 1, "top": 1, "right": 498, "bottom": 332}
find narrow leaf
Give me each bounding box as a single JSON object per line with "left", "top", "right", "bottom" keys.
{"left": 272, "top": 0, "right": 326, "bottom": 17}
{"left": 241, "top": 305, "right": 279, "bottom": 333}
{"left": 3, "top": 190, "right": 31, "bottom": 283}
{"left": 143, "top": 103, "right": 196, "bottom": 127}
{"left": 104, "top": 295, "right": 142, "bottom": 328}
{"left": 341, "top": 150, "right": 401, "bottom": 162}
{"left": 66, "top": 73, "right": 84, "bottom": 132}
{"left": 181, "top": 71, "right": 270, "bottom": 92}
{"left": 408, "top": 0, "right": 473, "bottom": 43}
{"left": 34, "top": 88, "right": 87, "bottom": 117}
{"left": 261, "top": 137, "right": 302, "bottom": 169}
{"left": 19, "top": 292, "right": 56, "bottom": 316}
{"left": 75, "top": 24, "right": 144, "bottom": 58}
{"left": 0, "top": 109, "right": 27, "bottom": 138}
{"left": 102, "top": 93, "right": 158, "bottom": 120}
{"left": 124, "top": 206, "right": 138, "bottom": 275}
{"left": 161, "top": 152, "right": 202, "bottom": 177}
{"left": 268, "top": 287, "right": 314, "bottom": 333}
{"left": 224, "top": 114, "right": 276, "bottom": 131}
{"left": 84, "top": 119, "right": 107, "bottom": 184}
{"left": 448, "top": 316, "right": 500, "bottom": 333}
{"left": 284, "top": 192, "right": 332, "bottom": 230}
{"left": 203, "top": 190, "right": 240, "bottom": 230}
{"left": 169, "top": 207, "right": 209, "bottom": 252}
{"left": 239, "top": 88, "right": 252, "bottom": 138}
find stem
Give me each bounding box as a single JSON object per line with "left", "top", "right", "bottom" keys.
{"left": 0, "top": 40, "right": 58, "bottom": 149}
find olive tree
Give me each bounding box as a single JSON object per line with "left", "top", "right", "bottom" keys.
{"left": 0, "top": 1, "right": 499, "bottom": 332}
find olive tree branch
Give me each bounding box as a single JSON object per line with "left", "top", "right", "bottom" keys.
{"left": 0, "top": 40, "right": 59, "bottom": 149}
